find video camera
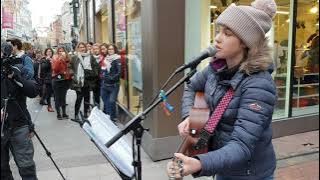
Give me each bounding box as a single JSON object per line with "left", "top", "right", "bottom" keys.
{"left": 1, "top": 41, "right": 22, "bottom": 76}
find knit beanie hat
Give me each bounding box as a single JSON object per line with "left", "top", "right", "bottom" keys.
{"left": 216, "top": 0, "right": 277, "bottom": 49}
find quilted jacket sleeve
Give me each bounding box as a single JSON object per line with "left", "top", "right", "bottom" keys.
{"left": 195, "top": 72, "right": 277, "bottom": 176}
{"left": 181, "top": 66, "right": 210, "bottom": 120}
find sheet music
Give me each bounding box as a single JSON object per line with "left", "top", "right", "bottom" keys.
{"left": 82, "top": 107, "right": 134, "bottom": 178}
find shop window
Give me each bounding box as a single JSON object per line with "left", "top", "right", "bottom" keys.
{"left": 292, "top": 0, "right": 319, "bottom": 116}
{"left": 114, "top": 0, "right": 129, "bottom": 108}
{"left": 210, "top": 0, "right": 292, "bottom": 119}
{"left": 114, "top": 0, "right": 143, "bottom": 115}
{"left": 127, "top": 0, "right": 143, "bottom": 114}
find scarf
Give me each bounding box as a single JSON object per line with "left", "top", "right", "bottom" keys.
{"left": 93, "top": 55, "right": 100, "bottom": 64}
{"left": 16, "top": 50, "right": 25, "bottom": 58}
{"left": 102, "top": 54, "right": 120, "bottom": 71}
{"left": 75, "top": 53, "right": 91, "bottom": 87}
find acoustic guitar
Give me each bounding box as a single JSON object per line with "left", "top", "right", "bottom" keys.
{"left": 169, "top": 92, "right": 210, "bottom": 180}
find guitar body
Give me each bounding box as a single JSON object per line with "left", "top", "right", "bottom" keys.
{"left": 177, "top": 92, "right": 210, "bottom": 157}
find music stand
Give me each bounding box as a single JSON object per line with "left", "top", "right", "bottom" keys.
{"left": 79, "top": 107, "right": 135, "bottom": 180}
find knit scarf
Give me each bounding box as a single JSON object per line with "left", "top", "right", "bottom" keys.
{"left": 102, "top": 54, "right": 120, "bottom": 71}
{"left": 76, "top": 53, "right": 91, "bottom": 87}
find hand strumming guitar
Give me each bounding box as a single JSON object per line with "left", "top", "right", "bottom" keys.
{"left": 177, "top": 117, "right": 190, "bottom": 137}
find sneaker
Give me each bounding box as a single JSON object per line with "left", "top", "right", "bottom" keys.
{"left": 62, "top": 114, "right": 69, "bottom": 119}
{"left": 47, "top": 106, "right": 54, "bottom": 112}
{"left": 57, "top": 114, "right": 63, "bottom": 120}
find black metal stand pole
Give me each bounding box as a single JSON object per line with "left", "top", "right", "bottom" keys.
{"left": 132, "top": 124, "right": 149, "bottom": 180}
{"left": 33, "top": 130, "right": 67, "bottom": 180}
{"left": 106, "top": 69, "right": 197, "bottom": 180}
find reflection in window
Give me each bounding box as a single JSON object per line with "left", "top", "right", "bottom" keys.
{"left": 210, "top": 0, "right": 291, "bottom": 119}
{"left": 127, "top": 0, "right": 143, "bottom": 115}
{"left": 114, "top": 0, "right": 129, "bottom": 108}
{"left": 272, "top": 1, "right": 291, "bottom": 119}
{"left": 292, "top": 0, "right": 319, "bottom": 116}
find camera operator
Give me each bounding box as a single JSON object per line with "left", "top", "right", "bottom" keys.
{"left": 1, "top": 42, "right": 39, "bottom": 180}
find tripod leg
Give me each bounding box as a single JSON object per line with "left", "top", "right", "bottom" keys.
{"left": 33, "top": 131, "right": 67, "bottom": 180}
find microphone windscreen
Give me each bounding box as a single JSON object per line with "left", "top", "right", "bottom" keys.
{"left": 206, "top": 46, "right": 217, "bottom": 57}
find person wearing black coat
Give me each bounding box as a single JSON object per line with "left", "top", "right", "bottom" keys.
{"left": 40, "top": 48, "right": 55, "bottom": 112}
{"left": 1, "top": 61, "right": 39, "bottom": 180}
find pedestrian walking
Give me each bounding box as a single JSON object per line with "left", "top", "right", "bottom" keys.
{"left": 51, "top": 47, "right": 72, "bottom": 120}
{"left": 167, "top": 0, "right": 278, "bottom": 179}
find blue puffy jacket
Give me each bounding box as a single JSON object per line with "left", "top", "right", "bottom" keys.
{"left": 182, "top": 43, "right": 277, "bottom": 180}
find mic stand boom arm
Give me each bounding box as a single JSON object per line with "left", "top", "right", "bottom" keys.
{"left": 105, "top": 68, "right": 197, "bottom": 180}
{"left": 105, "top": 68, "right": 197, "bottom": 148}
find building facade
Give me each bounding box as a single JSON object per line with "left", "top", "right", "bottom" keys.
{"left": 80, "top": 0, "right": 319, "bottom": 161}
{"left": 1, "top": 0, "right": 33, "bottom": 42}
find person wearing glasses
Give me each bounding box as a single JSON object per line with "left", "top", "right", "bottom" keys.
{"left": 99, "top": 43, "right": 121, "bottom": 122}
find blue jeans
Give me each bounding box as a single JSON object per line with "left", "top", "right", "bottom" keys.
{"left": 216, "top": 174, "right": 274, "bottom": 180}
{"left": 101, "top": 83, "right": 120, "bottom": 120}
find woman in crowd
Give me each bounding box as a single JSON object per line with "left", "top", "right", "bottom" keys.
{"left": 71, "top": 42, "right": 99, "bottom": 119}
{"left": 40, "top": 48, "right": 55, "bottom": 112}
{"left": 167, "top": 0, "right": 278, "bottom": 179}
{"left": 86, "top": 42, "right": 93, "bottom": 54}
{"left": 51, "top": 46, "right": 73, "bottom": 120}
{"left": 91, "top": 43, "right": 101, "bottom": 107}
{"left": 99, "top": 43, "right": 121, "bottom": 122}
{"left": 33, "top": 49, "right": 45, "bottom": 103}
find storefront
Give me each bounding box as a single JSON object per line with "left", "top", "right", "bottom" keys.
{"left": 113, "top": 0, "right": 143, "bottom": 115}
{"left": 200, "top": 0, "right": 319, "bottom": 137}
{"left": 81, "top": 0, "right": 318, "bottom": 161}
{"left": 94, "top": 0, "right": 111, "bottom": 43}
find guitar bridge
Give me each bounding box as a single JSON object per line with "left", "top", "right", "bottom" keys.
{"left": 193, "top": 129, "right": 211, "bottom": 150}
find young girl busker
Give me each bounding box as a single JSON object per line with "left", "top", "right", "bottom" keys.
{"left": 167, "top": 0, "right": 278, "bottom": 179}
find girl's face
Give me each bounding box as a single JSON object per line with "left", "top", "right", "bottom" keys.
{"left": 46, "top": 49, "right": 53, "bottom": 58}
{"left": 86, "top": 44, "right": 92, "bottom": 51}
{"left": 92, "top": 45, "right": 100, "bottom": 55}
{"left": 214, "top": 26, "right": 246, "bottom": 60}
{"left": 100, "top": 45, "right": 108, "bottom": 55}
{"left": 107, "top": 45, "right": 115, "bottom": 55}
{"left": 58, "top": 48, "right": 65, "bottom": 56}
{"left": 78, "top": 44, "right": 87, "bottom": 53}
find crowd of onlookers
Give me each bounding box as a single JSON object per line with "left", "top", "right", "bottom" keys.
{"left": 1, "top": 38, "right": 123, "bottom": 180}
{"left": 30, "top": 42, "right": 122, "bottom": 122}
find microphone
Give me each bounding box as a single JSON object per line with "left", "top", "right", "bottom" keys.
{"left": 175, "top": 46, "right": 217, "bottom": 74}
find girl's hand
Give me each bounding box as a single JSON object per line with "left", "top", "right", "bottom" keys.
{"left": 166, "top": 153, "right": 202, "bottom": 178}
{"left": 177, "top": 117, "right": 190, "bottom": 137}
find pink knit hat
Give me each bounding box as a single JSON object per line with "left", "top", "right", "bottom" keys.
{"left": 216, "top": 0, "right": 277, "bottom": 49}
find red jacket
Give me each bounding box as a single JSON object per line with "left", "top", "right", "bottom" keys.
{"left": 51, "top": 56, "right": 72, "bottom": 80}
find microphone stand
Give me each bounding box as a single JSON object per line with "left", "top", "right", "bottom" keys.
{"left": 106, "top": 68, "right": 198, "bottom": 180}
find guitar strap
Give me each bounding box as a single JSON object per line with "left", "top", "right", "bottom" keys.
{"left": 194, "top": 87, "right": 234, "bottom": 150}
{"left": 204, "top": 88, "right": 234, "bottom": 133}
